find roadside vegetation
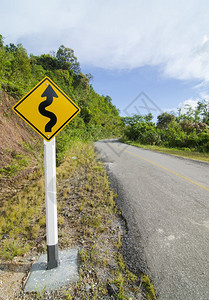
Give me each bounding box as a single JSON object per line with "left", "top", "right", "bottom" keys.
{"left": 121, "top": 140, "right": 209, "bottom": 162}
{"left": 122, "top": 102, "right": 209, "bottom": 158}
{"left": 0, "top": 140, "right": 151, "bottom": 299}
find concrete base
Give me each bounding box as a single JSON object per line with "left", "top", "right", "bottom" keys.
{"left": 24, "top": 248, "right": 79, "bottom": 292}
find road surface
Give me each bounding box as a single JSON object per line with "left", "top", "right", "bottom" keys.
{"left": 95, "top": 139, "right": 209, "bottom": 300}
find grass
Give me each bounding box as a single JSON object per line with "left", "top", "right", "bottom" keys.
{"left": 0, "top": 154, "right": 29, "bottom": 177}
{"left": 55, "top": 140, "right": 142, "bottom": 298}
{"left": 121, "top": 139, "right": 209, "bottom": 162}
{"left": 0, "top": 169, "right": 45, "bottom": 259}
{"left": 142, "top": 275, "right": 157, "bottom": 300}
{"left": 0, "top": 139, "right": 156, "bottom": 299}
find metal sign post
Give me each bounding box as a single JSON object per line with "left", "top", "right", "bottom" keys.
{"left": 44, "top": 137, "right": 59, "bottom": 269}
{"left": 12, "top": 76, "right": 80, "bottom": 272}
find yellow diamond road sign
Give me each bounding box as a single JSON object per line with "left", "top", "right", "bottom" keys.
{"left": 12, "top": 77, "right": 80, "bottom": 141}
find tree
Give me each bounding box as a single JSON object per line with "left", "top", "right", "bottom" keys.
{"left": 2, "top": 43, "right": 32, "bottom": 96}
{"left": 56, "top": 45, "right": 80, "bottom": 74}
{"left": 36, "top": 54, "right": 60, "bottom": 70}
{"left": 0, "top": 35, "right": 6, "bottom": 86}
{"left": 0, "top": 34, "right": 4, "bottom": 48}
{"left": 144, "top": 113, "right": 153, "bottom": 123}
{"left": 5, "top": 43, "right": 17, "bottom": 54}
{"left": 123, "top": 114, "right": 158, "bottom": 143}
{"left": 197, "top": 100, "right": 209, "bottom": 124}
{"left": 157, "top": 112, "right": 176, "bottom": 129}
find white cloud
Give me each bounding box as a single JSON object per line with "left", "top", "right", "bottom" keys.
{"left": 165, "top": 98, "right": 198, "bottom": 117}
{"left": 178, "top": 98, "right": 199, "bottom": 111}
{"left": 199, "top": 92, "right": 209, "bottom": 102}
{"left": 1, "top": 0, "right": 209, "bottom": 82}
{"left": 167, "top": 95, "right": 209, "bottom": 116}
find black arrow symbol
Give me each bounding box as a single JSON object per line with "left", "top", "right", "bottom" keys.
{"left": 38, "top": 85, "right": 58, "bottom": 132}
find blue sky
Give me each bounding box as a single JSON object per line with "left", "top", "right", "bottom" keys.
{"left": 82, "top": 65, "right": 201, "bottom": 119}
{"left": 1, "top": 0, "right": 209, "bottom": 121}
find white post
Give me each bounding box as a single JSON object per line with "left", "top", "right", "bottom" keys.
{"left": 44, "top": 137, "right": 59, "bottom": 269}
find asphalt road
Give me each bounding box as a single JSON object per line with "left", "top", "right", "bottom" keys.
{"left": 95, "top": 139, "right": 209, "bottom": 300}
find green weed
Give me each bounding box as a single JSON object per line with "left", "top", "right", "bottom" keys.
{"left": 0, "top": 238, "right": 30, "bottom": 260}
{"left": 35, "top": 286, "right": 46, "bottom": 299}
{"left": 0, "top": 155, "right": 29, "bottom": 177}
{"left": 142, "top": 274, "right": 157, "bottom": 300}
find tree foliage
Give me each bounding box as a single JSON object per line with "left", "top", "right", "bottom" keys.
{"left": 123, "top": 104, "right": 209, "bottom": 152}
{"left": 56, "top": 45, "right": 80, "bottom": 74}
{"left": 0, "top": 37, "right": 124, "bottom": 147}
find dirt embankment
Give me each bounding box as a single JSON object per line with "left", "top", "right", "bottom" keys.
{"left": 0, "top": 91, "right": 41, "bottom": 199}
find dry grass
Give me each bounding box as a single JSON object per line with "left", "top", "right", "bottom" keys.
{"left": 0, "top": 140, "right": 144, "bottom": 299}
{"left": 0, "top": 169, "right": 46, "bottom": 259}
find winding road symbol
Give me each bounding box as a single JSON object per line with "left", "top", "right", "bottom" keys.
{"left": 39, "top": 85, "right": 58, "bottom": 132}
{"left": 12, "top": 76, "right": 80, "bottom": 141}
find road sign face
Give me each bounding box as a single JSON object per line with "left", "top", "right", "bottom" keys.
{"left": 12, "top": 77, "right": 80, "bottom": 141}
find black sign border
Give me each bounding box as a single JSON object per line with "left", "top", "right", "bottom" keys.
{"left": 13, "top": 77, "right": 80, "bottom": 141}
